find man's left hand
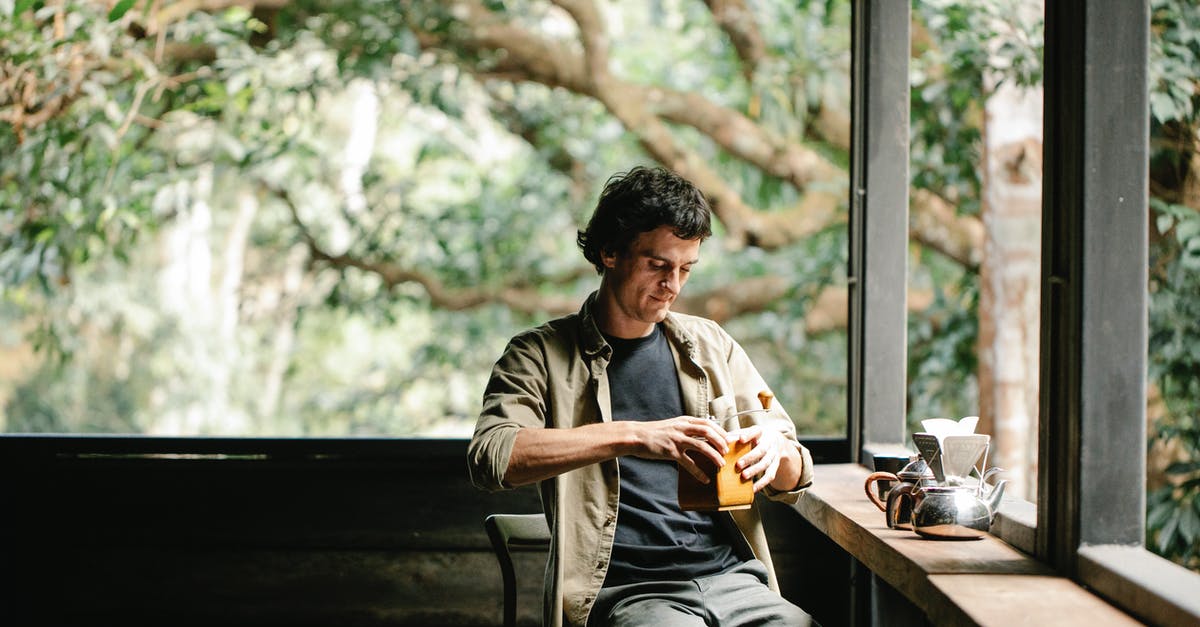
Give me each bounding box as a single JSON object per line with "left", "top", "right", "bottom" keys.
{"left": 727, "top": 425, "right": 798, "bottom": 493}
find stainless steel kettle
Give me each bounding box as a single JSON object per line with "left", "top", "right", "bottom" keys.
{"left": 911, "top": 475, "right": 1007, "bottom": 540}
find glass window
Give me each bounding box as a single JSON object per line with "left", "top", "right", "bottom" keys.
{"left": 1145, "top": 0, "right": 1200, "bottom": 573}
{"left": 0, "top": 1, "right": 850, "bottom": 439}
{"left": 906, "top": 1, "right": 1044, "bottom": 501}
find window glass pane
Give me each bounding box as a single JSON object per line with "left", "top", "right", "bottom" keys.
{"left": 0, "top": 1, "right": 849, "bottom": 438}
{"left": 906, "top": 1, "right": 1043, "bottom": 500}
{"left": 1145, "top": 1, "right": 1200, "bottom": 573}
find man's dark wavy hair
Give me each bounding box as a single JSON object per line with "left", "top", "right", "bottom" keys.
{"left": 576, "top": 166, "right": 712, "bottom": 273}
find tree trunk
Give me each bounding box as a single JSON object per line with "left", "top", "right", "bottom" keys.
{"left": 153, "top": 165, "right": 217, "bottom": 434}
{"left": 258, "top": 243, "right": 307, "bottom": 423}
{"left": 977, "top": 78, "right": 1043, "bottom": 500}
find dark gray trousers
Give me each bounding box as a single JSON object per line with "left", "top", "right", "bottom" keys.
{"left": 588, "top": 559, "right": 815, "bottom": 627}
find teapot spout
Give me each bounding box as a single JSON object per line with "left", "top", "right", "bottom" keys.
{"left": 984, "top": 478, "right": 1007, "bottom": 515}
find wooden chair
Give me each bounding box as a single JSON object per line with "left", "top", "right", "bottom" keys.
{"left": 484, "top": 513, "right": 551, "bottom": 627}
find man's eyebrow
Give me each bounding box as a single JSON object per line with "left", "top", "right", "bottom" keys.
{"left": 646, "top": 254, "right": 699, "bottom": 266}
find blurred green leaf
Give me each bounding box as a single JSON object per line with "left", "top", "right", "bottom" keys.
{"left": 107, "top": 0, "right": 137, "bottom": 21}
{"left": 1167, "top": 461, "right": 1200, "bottom": 475}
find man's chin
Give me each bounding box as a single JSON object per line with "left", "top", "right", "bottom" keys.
{"left": 641, "top": 297, "right": 673, "bottom": 321}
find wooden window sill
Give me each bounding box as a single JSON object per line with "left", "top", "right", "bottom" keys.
{"left": 790, "top": 464, "right": 1140, "bottom": 625}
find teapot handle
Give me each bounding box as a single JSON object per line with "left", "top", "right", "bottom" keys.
{"left": 863, "top": 471, "right": 898, "bottom": 512}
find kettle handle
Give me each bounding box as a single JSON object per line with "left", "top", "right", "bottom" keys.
{"left": 863, "top": 471, "right": 898, "bottom": 512}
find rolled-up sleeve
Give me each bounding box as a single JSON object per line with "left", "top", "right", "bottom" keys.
{"left": 468, "top": 333, "right": 550, "bottom": 492}
{"left": 761, "top": 441, "right": 814, "bottom": 503}
{"left": 721, "top": 325, "right": 815, "bottom": 503}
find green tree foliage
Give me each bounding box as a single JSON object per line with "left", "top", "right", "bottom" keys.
{"left": 1146, "top": 204, "right": 1200, "bottom": 568}
{"left": 1145, "top": 0, "right": 1200, "bottom": 571}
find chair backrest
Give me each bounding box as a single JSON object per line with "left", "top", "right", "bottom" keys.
{"left": 484, "top": 513, "right": 551, "bottom": 627}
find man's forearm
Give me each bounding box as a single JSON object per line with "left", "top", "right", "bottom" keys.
{"left": 502, "top": 422, "right": 638, "bottom": 487}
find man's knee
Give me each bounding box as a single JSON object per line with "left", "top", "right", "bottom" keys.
{"left": 605, "top": 596, "right": 706, "bottom": 627}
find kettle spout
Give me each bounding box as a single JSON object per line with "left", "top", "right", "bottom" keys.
{"left": 984, "top": 479, "right": 1007, "bottom": 515}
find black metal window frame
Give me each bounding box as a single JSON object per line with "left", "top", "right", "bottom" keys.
{"left": 847, "top": 0, "right": 910, "bottom": 467}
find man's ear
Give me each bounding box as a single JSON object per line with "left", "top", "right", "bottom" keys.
{"left": 600, "top": 247, "right": 618, "bottom": 269}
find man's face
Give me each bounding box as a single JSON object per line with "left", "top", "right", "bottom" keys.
{"left": 599, "top": 225, "right": 701, "bottom": 337}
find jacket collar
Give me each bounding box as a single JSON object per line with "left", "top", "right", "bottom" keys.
{"left": 577, "top": 291, "right": 699, "bottom": 359}
{"left": 661, "top": 311, "right": 698, "bottom": 358}
{"left": 578, "top": 292, "right": 610, "bottom": 359}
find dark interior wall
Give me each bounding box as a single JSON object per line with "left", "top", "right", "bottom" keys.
{"left": 0, "top": 438, "right": 850, "bottom": 626}
{"left": 762, "top": 500, "right": 853, "bottom": 626}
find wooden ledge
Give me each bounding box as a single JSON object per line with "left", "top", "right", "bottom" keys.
{"left": 790, "top": 464, "right": 1139, "bottom": 626}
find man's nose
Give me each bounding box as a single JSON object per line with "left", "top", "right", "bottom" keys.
{"left": 662, "top": 270, "right": 681, "bottom": 293}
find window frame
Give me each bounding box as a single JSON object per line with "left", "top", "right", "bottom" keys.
{"left": 851, "top": 0, "right": 1200, "bottom": 623}
{"left": 848, "top": 0, "right": 911, "bottom": 465}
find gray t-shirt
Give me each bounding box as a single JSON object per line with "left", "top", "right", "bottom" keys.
{"left": 601, "top": 324, "right": 742, "bottom": 587}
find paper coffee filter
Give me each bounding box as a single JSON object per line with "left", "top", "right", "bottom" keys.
{"left": 941, "top": 434, "right": 989, "bottom": 479}
{"left": 920, "top": 416, "right": 979, "bottom": 444}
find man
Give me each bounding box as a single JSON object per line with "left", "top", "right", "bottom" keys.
{"left": 469, "top": 166, "right": 815, "bottom": 627}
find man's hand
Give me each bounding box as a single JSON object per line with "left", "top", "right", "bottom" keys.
{"left": 727, "top": 425, "right": 801, "bottom": 492}
{"left": 631, "top": 416, "right": 730, "bottom": 484}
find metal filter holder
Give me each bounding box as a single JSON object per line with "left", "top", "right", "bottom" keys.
{"left": 912, "top": 432, "right": 945, "bottom": 483}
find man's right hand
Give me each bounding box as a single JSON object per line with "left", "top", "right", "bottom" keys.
{"left": 630, "top": 416, "right": 729, "bottom": 484}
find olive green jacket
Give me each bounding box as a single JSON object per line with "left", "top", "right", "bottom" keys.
{"left": 468, "top": 293, "right": 814, "bottom": 626}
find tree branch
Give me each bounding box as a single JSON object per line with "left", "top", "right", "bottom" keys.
{"left": 549, "top": 0, "right": 610, "bottom": 88}
{"left": 910, "top": 188, "right": 985, "bottom": 269}
{"left": 415, "top": 0, "right": 846, "bottom": 249}
{"left": 416, "top": 1, "right": 590, "bottom": 91}
{"left": 149, "top": 0, "right": 291, "bottom": 33}
{"left": 482, "top": 86, "right": 595, "bottom": 207}
{"left": 676, "top": 275, "right": 791, "bottom": 322}
{"left": 795, "top": 52, "right": 984, "bottom": 272}
{"left": 274, "top": 181, "right": 889, "bottom": 329}
{"left": 275, "top": 187, "right": 586, "bottom": 315}
{"left": 703, "top": 0, "right": 765, "bottom": 81}
{"left": 799, "top": 285, "right": 936, "bottom": 335}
